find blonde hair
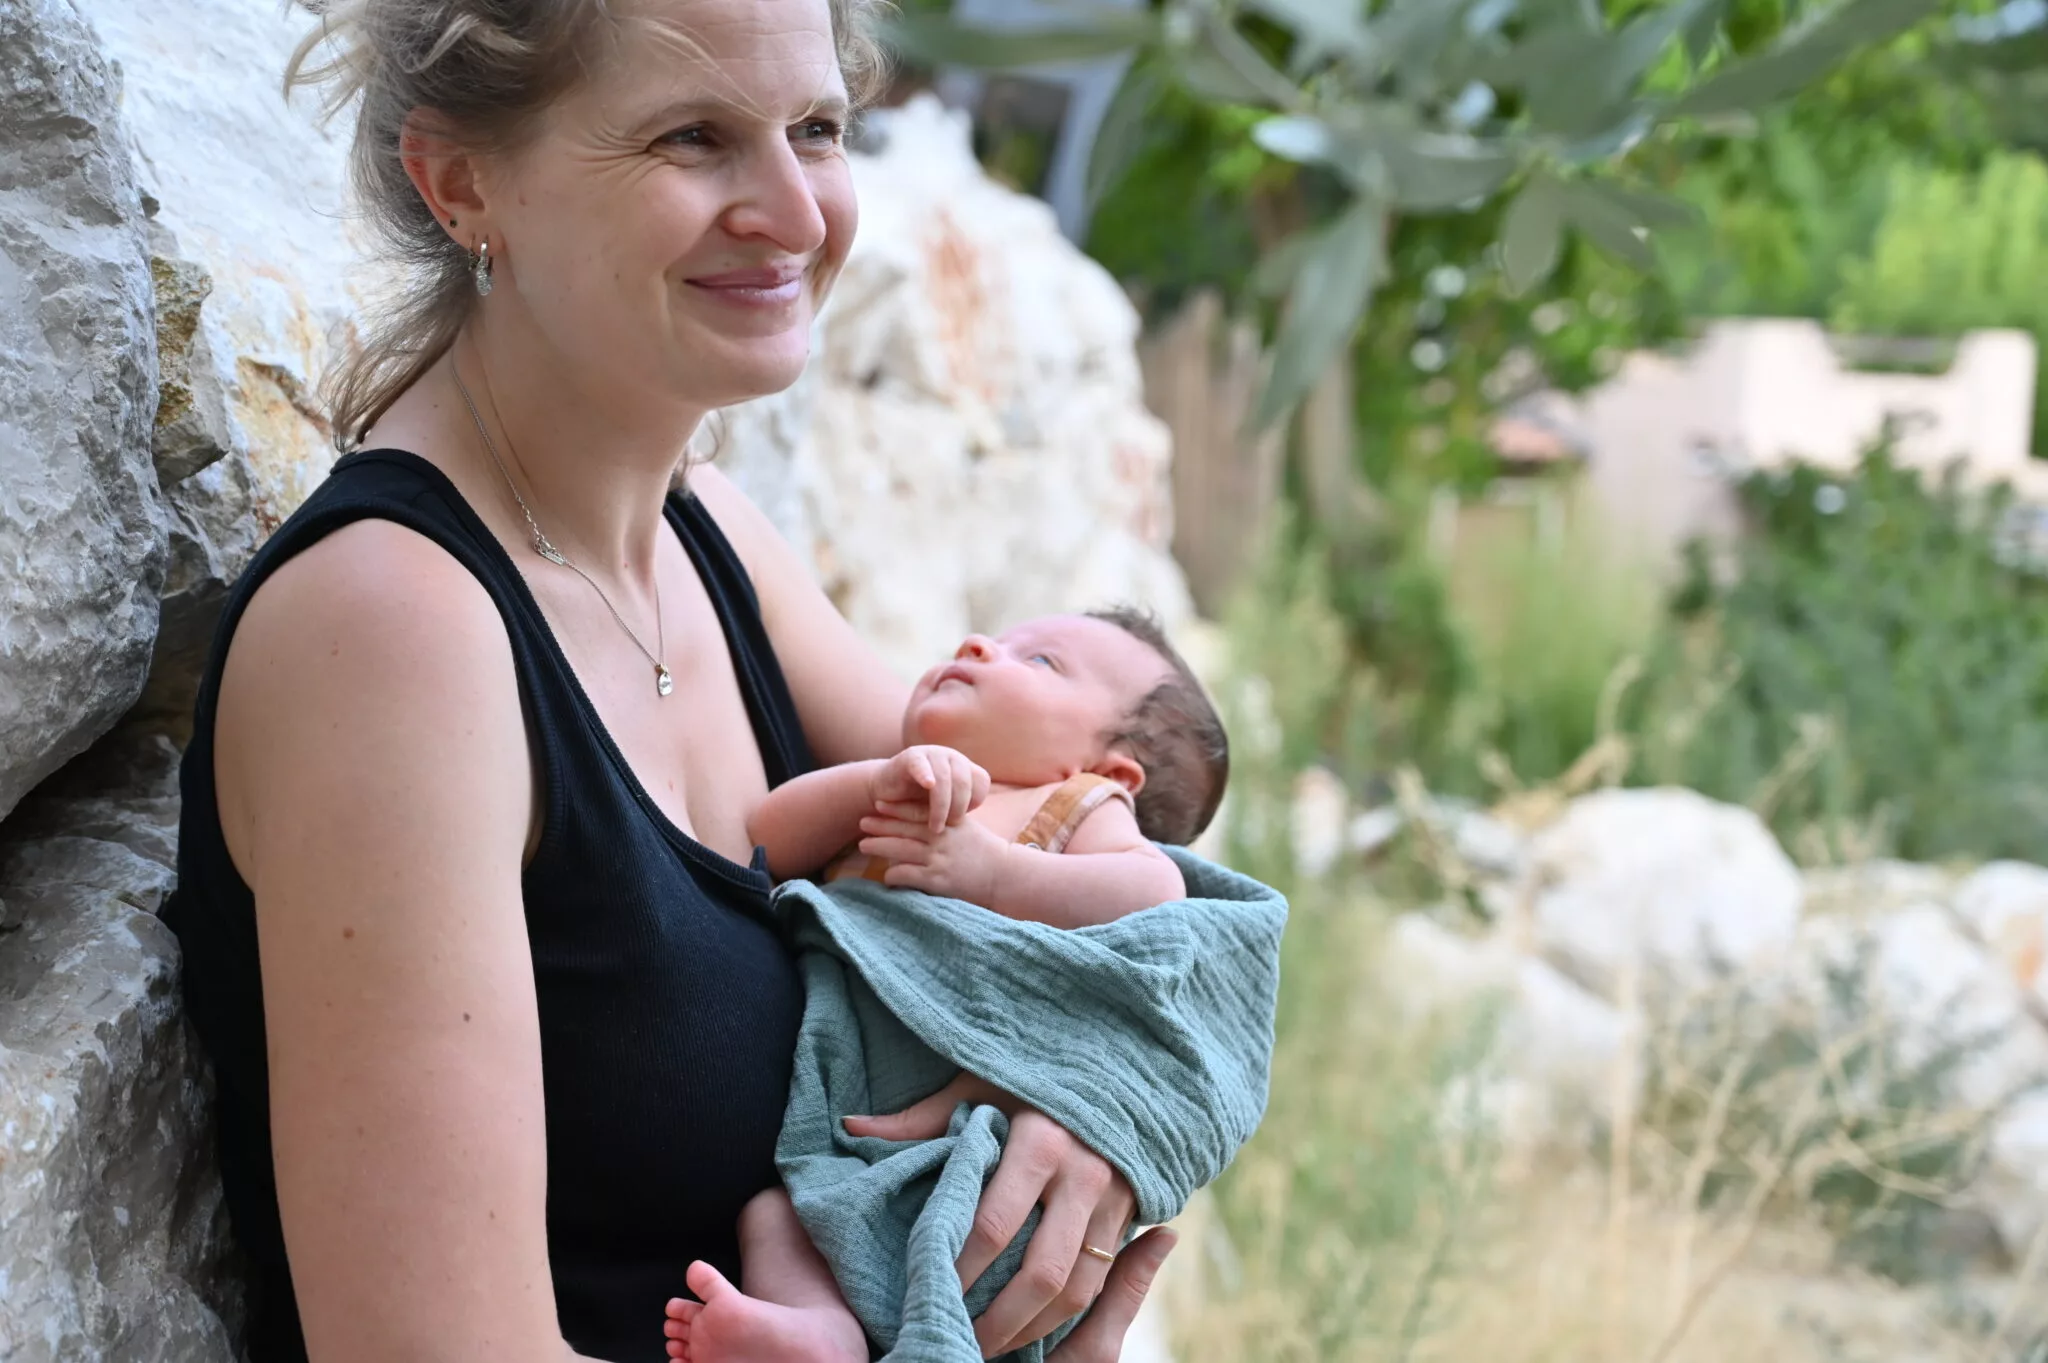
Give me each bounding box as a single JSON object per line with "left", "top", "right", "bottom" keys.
{"left": 287, "top": 0, "right": 891, "bottom": 449}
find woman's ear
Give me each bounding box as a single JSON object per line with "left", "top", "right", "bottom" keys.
{"left": 399, "top": 109, "right": 490, "bottom": 242}
{"left": 1092, "top": 750, "right": 1146, "bottom": 797}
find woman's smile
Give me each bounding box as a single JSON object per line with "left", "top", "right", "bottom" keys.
{"left": 686, "top": 262, "right": 807, "bottom": 310}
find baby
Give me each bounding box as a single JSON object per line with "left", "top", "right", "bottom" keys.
{"left": 664, "top": 606, "right": 1230, "bottom": 1363}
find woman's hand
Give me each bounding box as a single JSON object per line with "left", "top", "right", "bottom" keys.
{"left": 845, "top": 1075, "right": 1162, "bottom": 1359}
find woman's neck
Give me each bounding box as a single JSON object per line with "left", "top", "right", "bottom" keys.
{"left": 447, "top": 320, "right": 706, "bottom": 582}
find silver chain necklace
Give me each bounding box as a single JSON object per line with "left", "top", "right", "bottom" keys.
{"left": 451, "top": 361, "right": 674, "bottom": 699}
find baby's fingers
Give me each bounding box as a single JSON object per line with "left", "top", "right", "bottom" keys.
{"left": 927, "top": 762, "right": 953, "bottom": 833}
{"left": 861, "top": 814, "right": 931, "bottom": 841}
{"left": 859, "top": 836, "right": 932, "bottom": 865}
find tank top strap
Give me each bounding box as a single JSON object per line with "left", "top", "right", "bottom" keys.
{"left": 1015, "top": 774, "right": 1134, "bottom": 854}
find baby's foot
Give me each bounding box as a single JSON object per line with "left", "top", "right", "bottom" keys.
{"left": 664, "top": 1262, "right": 867, "bottom": 1363}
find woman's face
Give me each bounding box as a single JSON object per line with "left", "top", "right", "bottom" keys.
{"left": 485, "top": 0, "right": 855, "bottom": 414}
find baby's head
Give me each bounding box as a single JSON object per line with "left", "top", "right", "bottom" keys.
{"left": 902, "top": 608, "right": 1230, "bottom": 845}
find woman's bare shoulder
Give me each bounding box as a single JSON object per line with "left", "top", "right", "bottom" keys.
{"left": 215, "top": 516, "right": 531, "bottom": 887}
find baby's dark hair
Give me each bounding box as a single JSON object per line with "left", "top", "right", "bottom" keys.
{"left": 1086, "top": 606, "right": 1230, "bottom": 846}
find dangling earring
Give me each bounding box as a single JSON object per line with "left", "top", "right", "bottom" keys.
{"left": 471, "top": 238, "right": 494, "bottom": 297}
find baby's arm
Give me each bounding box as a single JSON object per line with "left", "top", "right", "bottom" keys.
{"left": 749, "top": 746, "right": 989, "bottom": 881}
{"left": 748, "top": 760, "right": 888, "bottom": 881}
{"left": 858, "top": 797, "right": 1185, "bottom": 928}
{"left": 992, "top": 799, "right": 1185, "bottom": 927}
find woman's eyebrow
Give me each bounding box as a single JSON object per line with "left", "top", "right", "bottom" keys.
{"left": 637, "top": 91, "right": 851, "bottom": 131}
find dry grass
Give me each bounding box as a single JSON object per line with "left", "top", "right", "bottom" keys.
{"left": 1173, "top": 797, "right": 2048, "bottom": 1363}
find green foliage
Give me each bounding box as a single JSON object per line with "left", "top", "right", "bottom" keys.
{"left": 1830, "top": 150, "right": 2048, "bottom": 453}
{"left": 1833, "top": 152, "right": 2048, "bottom": 336}
{"left": 1447, "top": 513, "right": 1660, "bottom": 791}
{"left": 1632, "top": 448, "right": 2048, "bottom": 863}
{"left": 888, "top": 0, "right": 1945, "bottom": 431}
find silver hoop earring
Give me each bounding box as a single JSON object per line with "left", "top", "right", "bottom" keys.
{"left": 471, "top": 238, "right": 494, "bottom": 297}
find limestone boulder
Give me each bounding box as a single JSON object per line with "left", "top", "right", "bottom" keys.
{"left": 0, "top": 0, "right": 167, "bottom": 823}
{"left": 760, "top": 95, "right": 1192, "bottom": 676}
{"left": 0, "top": 741, "right": 240, "bottom": 1362}
{"left": 1526, "top": 788, "right": 1804, "bottom": 998}
{"left": 1953, "top": 861, "right": 2048, "bottom": 1010}
{"left": 74, "top": 0, "right": 374, "bottom": 736}
{"left": 1381, "top": 913, "right": 1634, "bottom": 1158}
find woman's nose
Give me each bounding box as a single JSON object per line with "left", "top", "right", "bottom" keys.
{"left": 956, "top": 635, "right": 996, "bottom": 662}
{"left": 722, "top": 138, "right": 828, "bottom": 257}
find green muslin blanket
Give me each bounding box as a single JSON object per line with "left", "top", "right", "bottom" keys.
{"left": 771, "top": 846, "right": 1286, "bottom": 1363}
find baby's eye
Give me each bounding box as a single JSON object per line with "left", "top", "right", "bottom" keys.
{"left": 1029, "top": 653, "right": 1057, "bottom": 669}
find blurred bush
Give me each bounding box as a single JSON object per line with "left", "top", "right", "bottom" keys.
{"left": 1630, "top": 449, "right": 2048, "bottom": 865}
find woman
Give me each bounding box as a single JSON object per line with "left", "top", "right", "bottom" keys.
{"left": 162, "top": 1, "right": 1175, "bottom": 1359}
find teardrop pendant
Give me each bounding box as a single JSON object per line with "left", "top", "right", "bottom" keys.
{"left": 655, "top": 663, "right": 674, "bottom": 698}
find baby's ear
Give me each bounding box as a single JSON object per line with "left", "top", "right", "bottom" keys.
{"left": 1093, "top": 750, "right": 1146, "bottom": 797}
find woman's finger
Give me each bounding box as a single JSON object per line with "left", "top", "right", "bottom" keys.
{"left": 1044, "top": 1228, "right": 1177, "bottom": 1363}
{"left": 1007, "top": 1181, "right": 1132, "bottom": 1349}
{"left": 858, "top": 836, "right": 931, "bottom": 865}
{"left": 971, "top": 1159, "right": 1101, "bottom": 1358}
{"left": 874, "top": 799, "right": 928, "bottom": 823}
{"left": 958, "top": 1111, "right": 1064, "bottom": 1295}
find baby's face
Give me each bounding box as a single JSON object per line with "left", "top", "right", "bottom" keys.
{"left": 902, "top": 616, "right": 1171, "bottom": 788}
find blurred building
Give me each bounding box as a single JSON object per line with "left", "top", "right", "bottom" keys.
{"left": 1459, "top": 319, "right": 2044, "bottom": 572}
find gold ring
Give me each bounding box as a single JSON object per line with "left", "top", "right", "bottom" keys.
{"left": 1081, "top": 1243, "right": 1118, "bottom": 1264}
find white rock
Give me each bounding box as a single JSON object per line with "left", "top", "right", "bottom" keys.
{"left": 1382, "top": 915, "right": 1635, "bottom": 1156}
{"left": 1527, "top": 788, "right": 1803, "bottom": 997}
{"left": 0, "top": 789, "right": 239, "bottom": 1361}
{"left": 1983, "top": 1091, "right": 2048, "bottom": 1264}
{"left": 0, "top": 0, "right": 167, "bottom": 823}
{"left": 773, "top": 96, "right": 1192, "bottom": 676}
{"left": 1793, "top": 905, "right": 2048, "bottom": 1117}
{"left": 1289, "top": 766, "right": 1349, "bottom": 879}
{"left": 1953, "top": 861, "right": 2048, "bottom": 1008}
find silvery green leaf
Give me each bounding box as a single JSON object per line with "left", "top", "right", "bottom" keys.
{"left": 1578, "top": 181, "right": 1701, "bottom": 231}
{"left": 1501, "top": 174, "right": 1565, "bottom": 294}
{"left": 1252, "top": 197, "right": 1388, "bottom": 432}
{"left": 1172, "top": 12, "right": 1305, "bottom": 105}
{"left": 1558, "top": 181, "right": 1657, "bottom": 268}
{"left": 1250, "top": 229, "right": 1321, "bottom": 298}
{"left": 1523, "top": 0, "right": 1724, "bottom": 137}
{"left": 1087, "top": 63, "right": 1163, "bottom": 209}
{"left": 883, "top": 10, "right": 1158, "bottom": 69}
{"left": 1670, "top": 0, "right": 1943, "bottom": 118}
{"left": 1244, "top": 0, "right": 1373, "bottom": 64}
{"left": 1253, "top": 114, "right": 1340, "bottom": 164}
{"left": 1382, "top": 131, "right": 1521, "bottom": 211}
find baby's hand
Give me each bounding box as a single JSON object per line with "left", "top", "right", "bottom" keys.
{"left": 871, "top": 746, "right": 990, "bottom": 833}
{"left": 858, "top": 809, "right": 1014, "bottom": 905}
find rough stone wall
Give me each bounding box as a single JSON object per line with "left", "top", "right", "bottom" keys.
{"left": 0, "top": 0, "right": 166, "bottom": 822}
{"left": 0, "top": 6, "right": 1195, "bottom": 1360}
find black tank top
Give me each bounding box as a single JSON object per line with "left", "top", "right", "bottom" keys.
{"left": 163, "top": 449, "right": 813, "bottom": 1363}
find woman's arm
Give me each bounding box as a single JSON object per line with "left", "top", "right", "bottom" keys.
{"left": 688, "top": 464, "right": 909, "bottom": 766}
{"left": 215, "top": 521, "right": 581, "bottom": 1363}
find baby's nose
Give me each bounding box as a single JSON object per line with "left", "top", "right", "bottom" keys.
{"left": 956, "top": 635, "right": 996, "bottom": 662}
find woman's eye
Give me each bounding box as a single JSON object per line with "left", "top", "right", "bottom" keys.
{"left": 793, "top": 118, "right": 844, "bottom": 146}
{"left": 660, "top": 125, "right": 715, "bottom": 149}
